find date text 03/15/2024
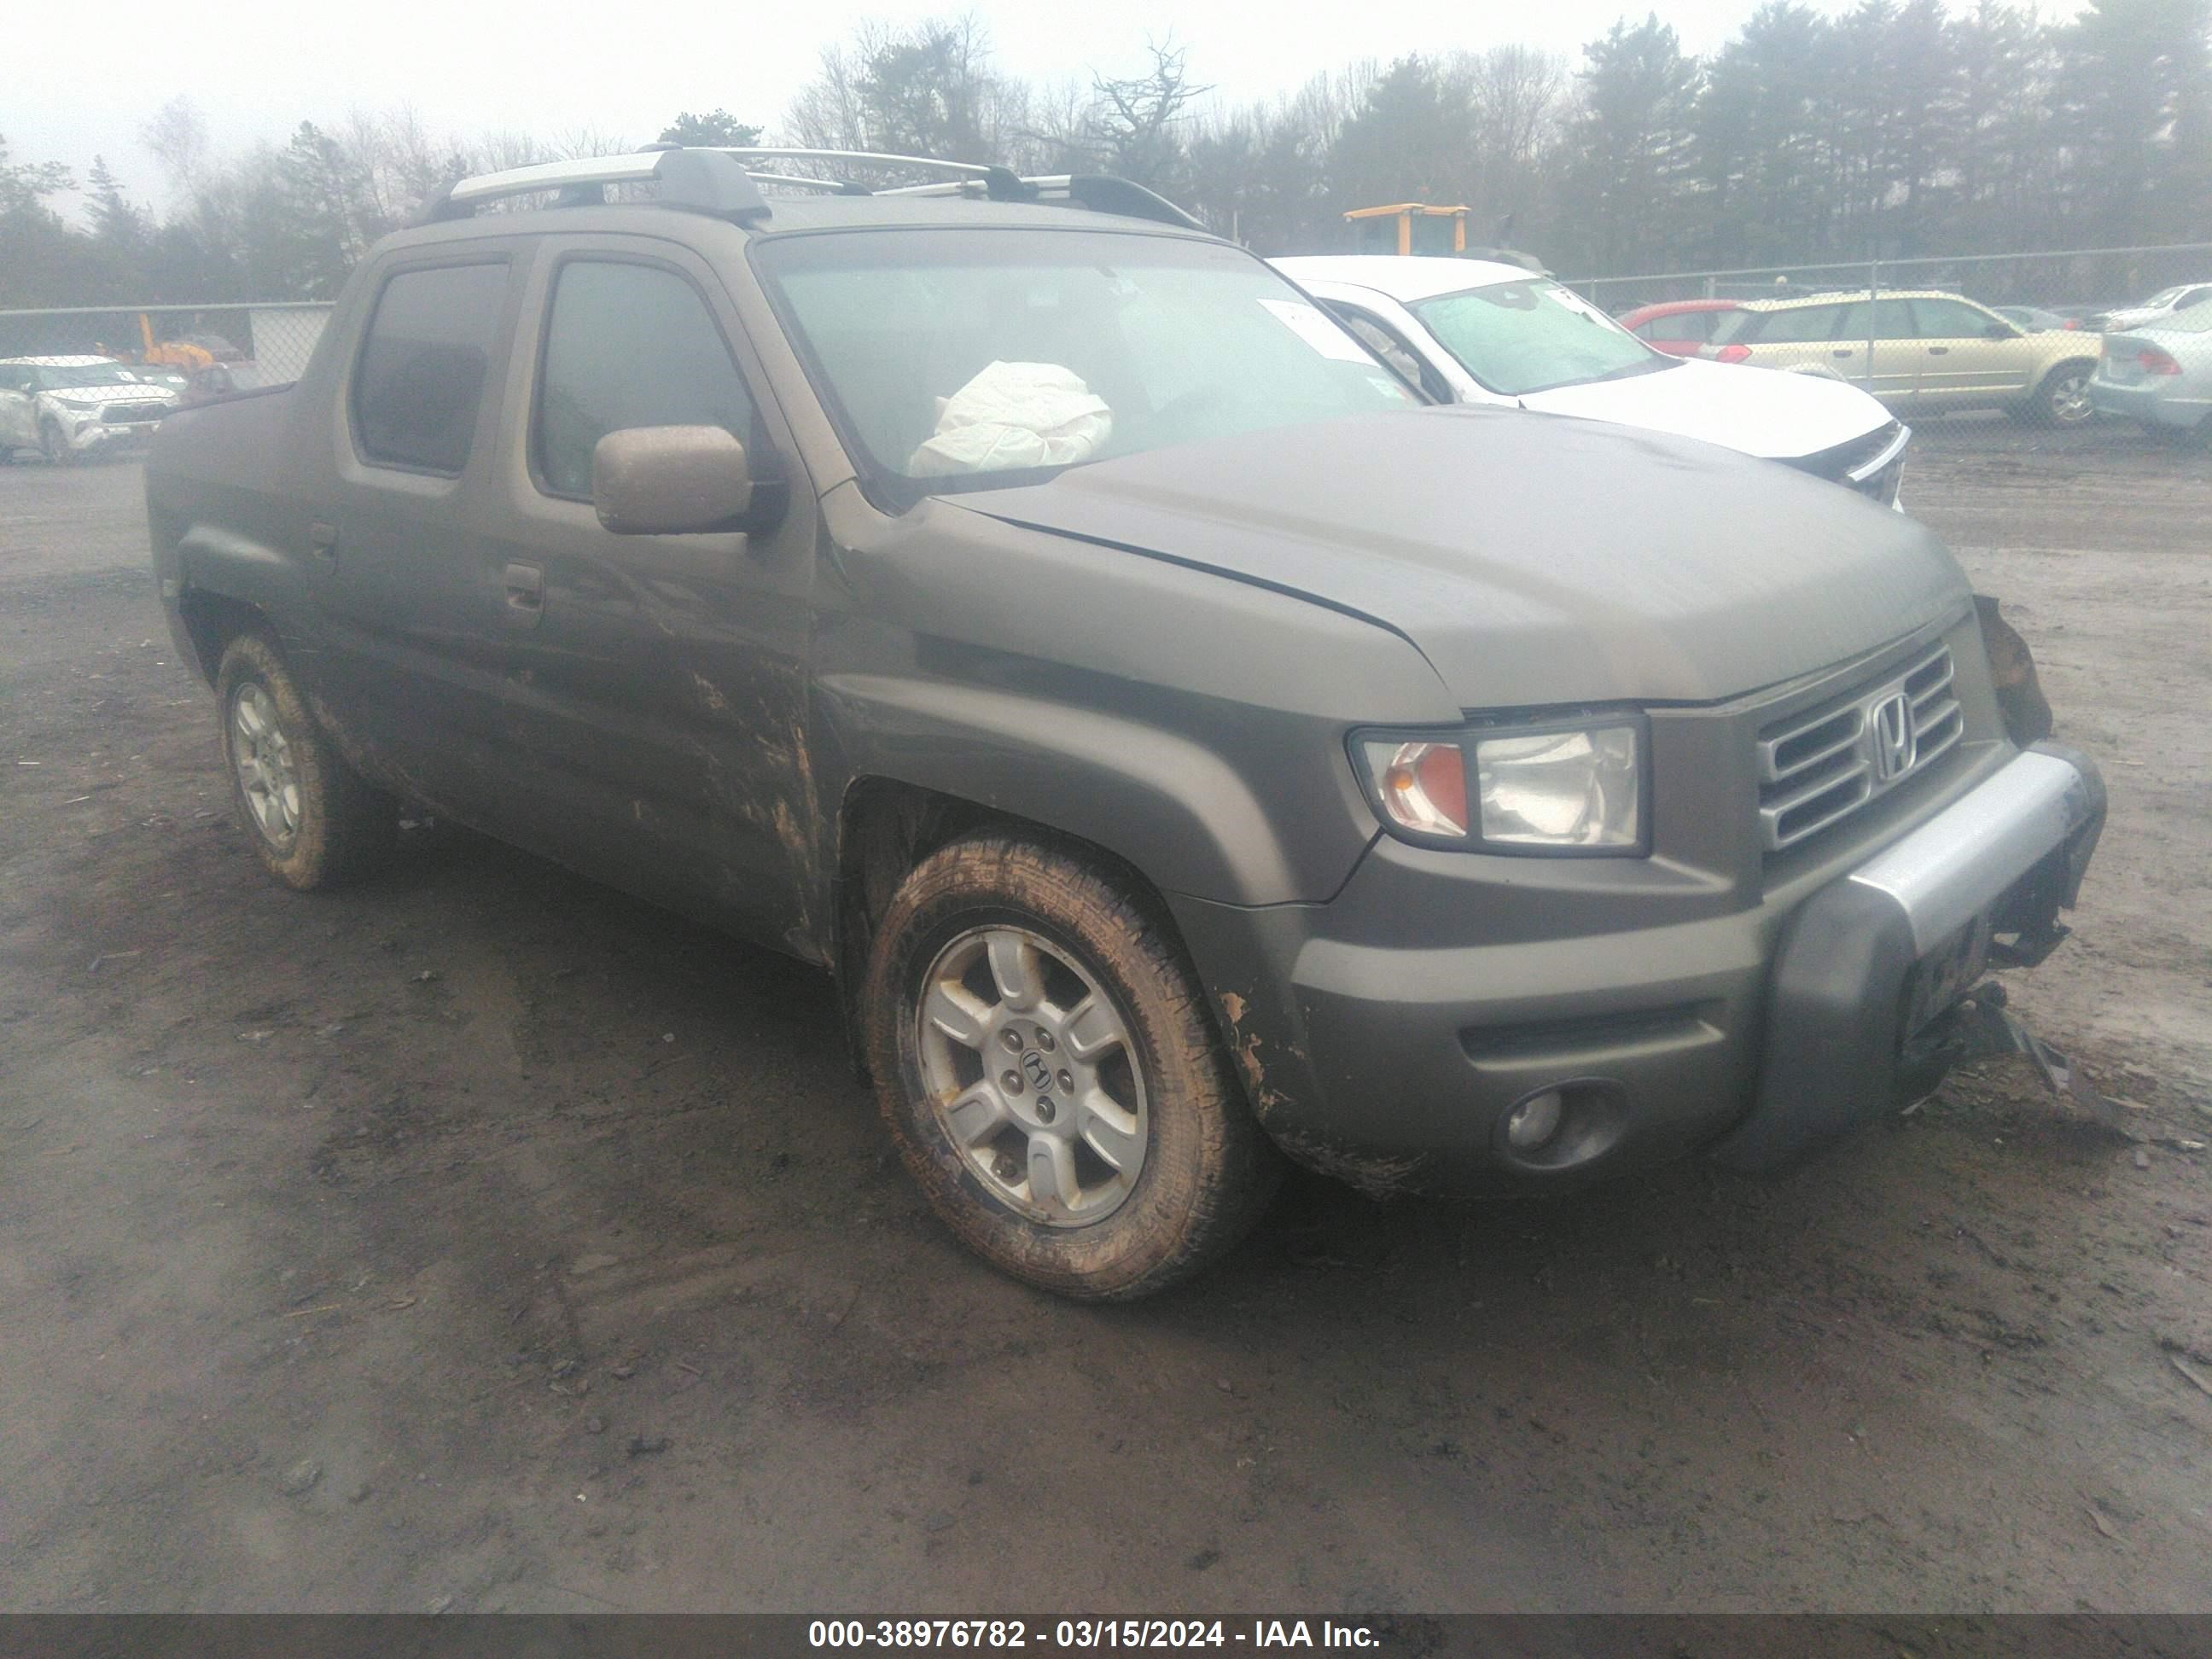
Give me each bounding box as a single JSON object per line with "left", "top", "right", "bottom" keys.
{"left": 805, "top": 1620, "right": 1383, "bottom": 1649}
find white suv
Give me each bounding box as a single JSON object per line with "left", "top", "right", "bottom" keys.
{"left": 0, "top": 355, "right": 182, "bottom": 464}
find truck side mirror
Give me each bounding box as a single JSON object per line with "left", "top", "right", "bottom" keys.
{"left": 591, "top": 425, "right": 785, "bottom": 536}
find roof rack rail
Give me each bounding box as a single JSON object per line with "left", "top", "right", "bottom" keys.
{"left": 700, "top": 148, "right": 1039, "bottom": 202}
{"left": 416, "top": 148, "right": 771, "bottom": 225}
{"left": 881, "top": 172, "right": 1204, "bottom": 231}
{"left": 412, "top": 146, "right": 1204, "bottom": 233}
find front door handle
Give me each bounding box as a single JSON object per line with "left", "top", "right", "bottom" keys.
{"left": 308, "top": 521, "right": 339, "bottom": 562}
{"left": 504, "top": 562, "right": 544, "bottom": 628}
{"left": 1927, "top": 346, "right": 1951, "bottom": 356}
{"left": 1832, "top": 348, "right": 1855, "bottom": 358}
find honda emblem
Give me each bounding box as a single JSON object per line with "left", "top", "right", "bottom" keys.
{"left": 1868, "top": 691, "right": 1918, "bottom": 783}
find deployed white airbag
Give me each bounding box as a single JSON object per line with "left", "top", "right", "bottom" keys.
{"left": 907, "top": 360, "right": 1113, "bottom": 475}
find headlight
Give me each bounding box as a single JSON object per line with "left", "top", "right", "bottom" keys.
{"left": 1358, "top": 717, "right": 1644, "bottom": 854}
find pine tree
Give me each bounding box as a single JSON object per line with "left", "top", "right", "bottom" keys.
{"left": 1563, "top": 17, "right": 1703, "bottom": 273}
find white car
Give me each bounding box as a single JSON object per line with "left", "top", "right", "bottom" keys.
{"left": 1272, "top": 256, "right": 1911, "bottom": 507}
{"left": 0, "top": 355, "right": 183, "bottom": 464}
{"left": 2096, "top": 282, "right": 2212, "bottom": 334}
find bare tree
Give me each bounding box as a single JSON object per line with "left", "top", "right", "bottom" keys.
{"left": 1086, "top": 38, "right": 1213, "bottom": 190}
{"left": 142, "top": 97, "right": 211, "bottom": 193}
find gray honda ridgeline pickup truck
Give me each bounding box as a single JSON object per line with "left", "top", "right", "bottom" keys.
{"left": 145, "top": 148, "right": 2104, "bottom": 1299}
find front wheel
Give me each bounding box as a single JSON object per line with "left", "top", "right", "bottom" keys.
{"left": 40, "top": 421, "right": 76, "bottom": 465}
{"left": 864, "top": 833, "right": 1282, "bottom": 1300}
{"left": 215, "top": 632, "right": 394, "bottom": 889}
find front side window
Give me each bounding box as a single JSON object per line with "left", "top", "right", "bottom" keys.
{"left": 1407, "top": 278, "right": 1666, "bottom": 397}
{"left": 1910, "top": 298, "right": 1996, "bottom": 339}
{"left": 755, "top": 229, "right": 1416, "bottom": 505}
{"left": 352, "top": 262, "right": 509, "bottom": 474}
{"left": 533, "top": 261, "right": 759, "bottom": 501}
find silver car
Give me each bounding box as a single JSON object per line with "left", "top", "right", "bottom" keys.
{"left": 2091, "top": 300, "right": 2212, "bottom": 438}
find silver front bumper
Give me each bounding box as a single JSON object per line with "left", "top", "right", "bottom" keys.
{"left": 1708, "top": 742, "right": 2105, "bottom": 1171}
{"left": 1848, "top": 748, "right": 2103, "bottom": 955}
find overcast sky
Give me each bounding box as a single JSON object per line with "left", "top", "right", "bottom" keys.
{"left": 13, "top": 0, "right": 2087, "bottom": 215}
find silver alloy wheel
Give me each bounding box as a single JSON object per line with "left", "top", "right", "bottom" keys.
{"left": 2048, "top": 370, "right": 2094, "bottom": 424}
{"left": 914, "top": 924, "right": 1149, "bottom": 1227}
{"left": 230, "top": 682, "right": 303, "bottom": 850}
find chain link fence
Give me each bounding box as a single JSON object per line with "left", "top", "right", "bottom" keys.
{"left": 1565, "top": 243, "right": 2212, "bottom": 428}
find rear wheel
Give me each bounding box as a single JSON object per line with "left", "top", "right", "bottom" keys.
{"left": 864, "top": 832, "right": 1282, "bottom": 1300}
{"left": 2016, "top": 363, "right": 2096, "bottom": 427}
{"left": 215, "top": 631, "right": 394, "bottom": 889}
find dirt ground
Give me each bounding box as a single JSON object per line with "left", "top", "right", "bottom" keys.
{"left": 3, "top": 419, "right": 2209, "bottom": 1615}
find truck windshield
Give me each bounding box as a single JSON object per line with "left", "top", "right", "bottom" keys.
{"left": 37, "top": 363, "right": 146, "bottom": 389}
{"left": 755, "top": 229, "right": 1418, "bottom": 504}
{"left": 1408, "top": 278, "right": 1669, "bottom": 398}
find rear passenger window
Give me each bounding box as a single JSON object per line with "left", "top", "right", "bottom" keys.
{"left": 534, "top": 262, "right": 757, "bottom": 501}
{"left": 1838, "top": 298, "right": 1919, "bottom": 340}
{"left": 352, "top": 263, "right": 508, "bottom": 474}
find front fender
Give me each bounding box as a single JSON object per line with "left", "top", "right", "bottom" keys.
{"left": 818, "top": 672, "right": 1322, "bottom": 905}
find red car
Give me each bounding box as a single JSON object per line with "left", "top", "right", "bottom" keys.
{"left": 1616, "top": 298, "right": 1744, "bottom": 358}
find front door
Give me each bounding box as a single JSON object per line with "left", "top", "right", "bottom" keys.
{"left": 477, "top": 243, "right": 822, "bottom": 957}
{"left": 1908, "top": 295, "right": 2029, "bottom": 406}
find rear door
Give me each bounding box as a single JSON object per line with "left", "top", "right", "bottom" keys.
{"left": 317, "top": 253, "right": 527, "bottom": 824}
{"left": 1906, "top": 295, "right": 2025, "bottom": 405}
{"left": 1827, "top": 299, "right": 1922, "bottom": 405}
{"left": 475, "top": 240, "right": 822, "bottom": 952}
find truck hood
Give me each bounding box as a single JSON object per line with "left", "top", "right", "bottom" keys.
{"left": 1517, "top": 356, "right": 1887, "bottom": 461}
{"left": 959, "top": 405, "right": 1970, "bottom": 708}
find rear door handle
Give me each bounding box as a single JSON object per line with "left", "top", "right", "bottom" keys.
{"left": 504, "top": 561, "right": 544, "bottom": 628}
{"left": 1832, "top": 348, "right": 1854, "bottom": 358}
{"left": 308, "top": 521, "right": 339, "bottom": 561}
{"left": 1927, "top": 346, "right": 1950, "bottom": 356}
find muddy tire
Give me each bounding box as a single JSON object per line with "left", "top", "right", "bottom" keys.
{"left": 214, "top": 631, "right": 394, "bottom": 889}
{"left": 864, "top": 832, "right": 1282, "bottom": 1301}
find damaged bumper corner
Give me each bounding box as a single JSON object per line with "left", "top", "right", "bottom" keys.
{"left": 1707, "top": 742, "right": 2105, "bottom": 1173}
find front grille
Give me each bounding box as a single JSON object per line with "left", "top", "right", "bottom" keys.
{"left": 1756, "top": 643, "right": 1963, "bottom": 852}
{"left": 102, "top": 403, "right": 168, "bottom": 424}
